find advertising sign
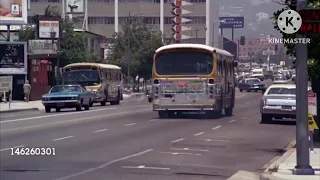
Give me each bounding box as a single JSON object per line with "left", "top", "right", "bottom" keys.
{"left": 0, "top": 0, "right": 28, "bottom": 25}
{"left": 308, "top": 92, "right": 317, "bottom": 116}
{"left": 28, "top": 40, "right": 58, "bottom": 55}
{"left": 38, "top": 18, "right": 60, "bottom": 39}
{"left": 0, "top": 42, "right": 27, "bottom": 74}
{"left": 0, "top": 76, "right": 13, "bottom": 92}
{"left": 66, "top": 0, "right": 84, "bottom": 14}
{"left": 219, "top": 17, "right": 244, "bottom": 28}
{"left": 161, "top": 80, "right": 205, "bottom": 93}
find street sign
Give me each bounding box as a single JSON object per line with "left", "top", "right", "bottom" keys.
{"left": 308, "top": 112, "right": 319, "bottom": 130}
{"left": 0, "top": 76, "right": 13, "bottom": 92}
{"left": 219, "top": 17, "right": 244, "bottom": 28}
{"left": 171, "top": 17, "right": 192, "bottom": 24}
{"left": 171, "top": 0, "right": 192, "bottom": 7}
{"left": 308, "top": 92, "right": 317, "bottom": 116}
{"left": 298, "top": 8, "right": 320, "bottom": 33}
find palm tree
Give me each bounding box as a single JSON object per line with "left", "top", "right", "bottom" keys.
{"left": 44, "top": 5, "right": 60, "bottom": 17}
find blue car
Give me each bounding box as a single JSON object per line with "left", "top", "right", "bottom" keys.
{"left": 238, "top": 78, "right": 266, "bottom": 92}
{"left": 42, "top": 84, "right": 93, "bottom": 113}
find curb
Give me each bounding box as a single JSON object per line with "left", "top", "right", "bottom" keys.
{"left": 260, "top": 172, "right": 286, "bottom": 180}
{"left": 0, "top": 107, "right": 39, "bottom": 114}
{"left": 226, "top": 170, "right": 259, "bottom": 180}
{"left": 264, "top": 140, "right": 296, "bottom": 173}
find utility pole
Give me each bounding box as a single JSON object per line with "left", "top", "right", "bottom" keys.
{"left": 293, "top": 0, "right": 314, "bottom": 175}
{"left": 127, "top": 13, "right": 131, "bottom": 92}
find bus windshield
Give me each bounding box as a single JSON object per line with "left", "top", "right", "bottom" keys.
{"left": 155, "top": 51, "right": 213, "bottom": 75}
{"left": 62, "top": 70, "right": 100, "bottom": 86}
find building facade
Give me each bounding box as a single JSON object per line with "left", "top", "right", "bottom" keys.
{"left": 28, "top": 0, "right": 208, "bottom": 43}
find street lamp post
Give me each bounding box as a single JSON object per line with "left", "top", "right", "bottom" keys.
{"left": 50, "top": 29, "right": 67, "bottom": 85}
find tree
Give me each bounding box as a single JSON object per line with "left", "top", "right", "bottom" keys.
{"left": 107, "top": 21, "right": 163, "bottom": 80}
{"left": 15, "top": 5, "right": 97, "bottom": 66}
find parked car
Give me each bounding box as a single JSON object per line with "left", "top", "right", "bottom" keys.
{"left": 260, "top": 84, "right": 296, "bottom": 123}
{"left": 273, "top": 76, "right": 288, "bottom": 84}
{"left": 42, "top": 84, "right": 93, "bottom": 113}
{"left": 238, "top": 78, "right": 266, "bottom": 92}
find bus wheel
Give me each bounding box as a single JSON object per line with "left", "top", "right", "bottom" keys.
{"left": 158, "top": 111, "right": 167, "bottom": 118}
{"left": 101, "top": 100, "right": 106, "bottom": 106}
{"left": 225, "top": 107, "right": 233, "bottom": 116}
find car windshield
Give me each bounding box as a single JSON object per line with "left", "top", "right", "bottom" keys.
{"left": 62, "top": 70, "right": 100, "bottom": 86}
{"left": 274, "top": 76, "right": 286, "bottom": 80}
{"left": 50, "top": 86, "right": 82, "bottom": 93}
{"left": 246, "top": 79, "right": 260, "bottom": 84}
{"left": 267, "top": 87, "right": 295, "bottom": 95}
{"left": 155, "top": 50, "right": 213, "bottom": 75}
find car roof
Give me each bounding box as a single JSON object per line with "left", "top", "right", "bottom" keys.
{"left": 245, "top": 78, "right": 259, "bottom": 80}
{"left": 268, "top": 84, "right": 296, "bottom": 88}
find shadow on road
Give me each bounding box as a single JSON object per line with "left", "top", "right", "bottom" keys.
{"left": 261, "top": 120, "right": 296, "bottom": 126}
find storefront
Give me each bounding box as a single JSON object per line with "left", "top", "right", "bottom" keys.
{"left": 0, "top": 42, "right": 27, "bottom": 101}
{"left": 28, "top": 40, "right": 57, "bottom": 100}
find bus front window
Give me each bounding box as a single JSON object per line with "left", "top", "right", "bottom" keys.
{"left": 62, "top": 70, "right": 100, "bottom": 86}
{"left": 155, "top": 51, "right": 213, "bottom": 75}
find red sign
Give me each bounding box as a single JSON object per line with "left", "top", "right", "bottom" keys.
{"left": 308, "top": 92, "right": 316, "bottom": 97}
{"left": 298, "top": 9, "right": 320, "bottom": 33}
{"left": 171, "top": 0, "right": 182, "bottom": 7}
{"left": 172, "top": 16, "right": 182, "bottom": 24}
{"left": 171, "top": 8, "right": 182, "bottom": 16}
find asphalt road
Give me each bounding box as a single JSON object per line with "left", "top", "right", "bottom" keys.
{"left": 0, "top": 90, "right": 295, "bottom": 180}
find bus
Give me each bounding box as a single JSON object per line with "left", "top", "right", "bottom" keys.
{"left": 151, "top": 44, "right": 237, "bottom": 118}
{"left": 62, "top": 63, "right": 123, "bottom": 106}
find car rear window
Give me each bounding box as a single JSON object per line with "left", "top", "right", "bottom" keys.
{"left": 267, "top": 87, "right": 295, "bottom": 95}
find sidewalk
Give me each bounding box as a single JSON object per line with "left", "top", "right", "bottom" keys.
{"left": 227, "top": 141, "right": 320, "bottom": 180}
{"left": 0, "top": 100, "right": 43, "bottom": 113}
{"left": 0, "top": 93, "right": 145, "bottom": 113}
{"left": 261, "top": 142, "right": 320, "bottom": 180}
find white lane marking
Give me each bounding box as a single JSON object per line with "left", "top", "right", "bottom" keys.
{"left": 1, "top": 109, "right": 149, "bottom": 133}
{"left": 93, "top": 129, "right": 108, "bottom": 133}
{"left": 52, "top": 136, "right": 74, "bottom": 141}
{"left": 124, "top": 123, "right": 136, "bottom": 126}
{"left": 0, "top": 145, "right": 24, "bottom": 152}
{"left": 148, "top": 119, "right": 157, "bottom": 122}
{"left": 160, "top": 152, "right": 201, "bottom": 156}
{"left": 122, "top": 165, "right": 170, "bottom": 170}
{"left": 228, "top": 120, "right": 236, "bottom": 123}
{"left": 55, "top": 149, "right": 153, "bottom": 180}
{"left": 212, "top": 125, "right": 221, "bottom": 130}
{"left": 194, "top": 132, "right": 205, "bottom": 136}
{"left": 197, "top": 139, "right": 231, "bottom": 142}
{"left": 1, "top": 108, "right": 117, "bottom": 124}
{"left": 170, "top": 148, "right": 209, "bottom": 152}
{"left": 171, "top": 138, "right": 184, "bottom": 143}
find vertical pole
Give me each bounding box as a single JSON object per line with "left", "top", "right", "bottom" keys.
{"left": 85, "top": 0, "right": 88, "bottom": 30}
{"left": 127, "top": 13, "right": 131, "bottom": 92}
{"left": 56, "top": 40, "right": 60, "bottom": 85}
{"left": 221, "top": 28, "right": 223, "bottom": 38}
{"left": 237, "top": 39, "right": 240, "bottom": 60}
{"left": 115, "top": 0, "right": 118, "bottom": 33}
{"left": 293, "top": 0, "right": 314, "bottom": 175}
{"left": 231, "top": 28, "right": 234, "bottom": 41}
{"left": 62, "top": 0, "right": 65, "bottom": 18}
{"left": 205, "top": 0, "right": 210, "bottom": 46}
{"left": 160, "top": 0, "right": 164, "bottom": 35}
{"left": 6, "top": 25, "right": 10, "bottom": 42}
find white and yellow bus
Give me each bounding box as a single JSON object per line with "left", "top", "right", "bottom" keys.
{"left": 151, "top": 44, "right": 238, "bottom": 118}
{"left": 62, "top": 63, "right": 123, "bottom": 106}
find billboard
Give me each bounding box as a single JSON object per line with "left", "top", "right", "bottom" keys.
{"left": 66, "top": 0, "right": 84, "bottom": 14}
{"left": 38, "top": 17, "right": 60, "bottom": 39}
{"left": 0, "top": 0, "right": 28, "bottom": 25}
{"left": 0, "top": 42, "right": 27, "bottom": 74}
{"left": 219, "top": 17, "right": 244, "bottom": 28}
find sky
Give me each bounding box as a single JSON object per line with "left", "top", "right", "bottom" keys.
{"left": 218, "top": 0, "right": 286, "bottom": 39}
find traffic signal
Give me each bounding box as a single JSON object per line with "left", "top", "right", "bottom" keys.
{"left": 240, "top": 36, "right": 245, "bottom": 45}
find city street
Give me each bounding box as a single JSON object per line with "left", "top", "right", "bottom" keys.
{"left": 0, "top": 91, "right": 295, "bottom": 180}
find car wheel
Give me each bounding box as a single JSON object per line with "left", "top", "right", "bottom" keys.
{"left": 84, "top": 104, "right": 89, "bottom": 110}
{"left": 239, "top": 89, "right": 243, "bottom": 92}
{"left": 56, "top": 107, "right": 61, "bottom": 112}
{"left": 225, "top": 107, "right": 233, "bottom": 116}
{"left": 89, "top": 99, "right": 93, "bottom": 107}
{"left": 261, "top": 114, "right": 272, "bottom": 123}
{"left": 76, "top": 100, "right": 82, "bottom": 111}
{"left": 45, "top": 107, "right": 51, "bottom": 113}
